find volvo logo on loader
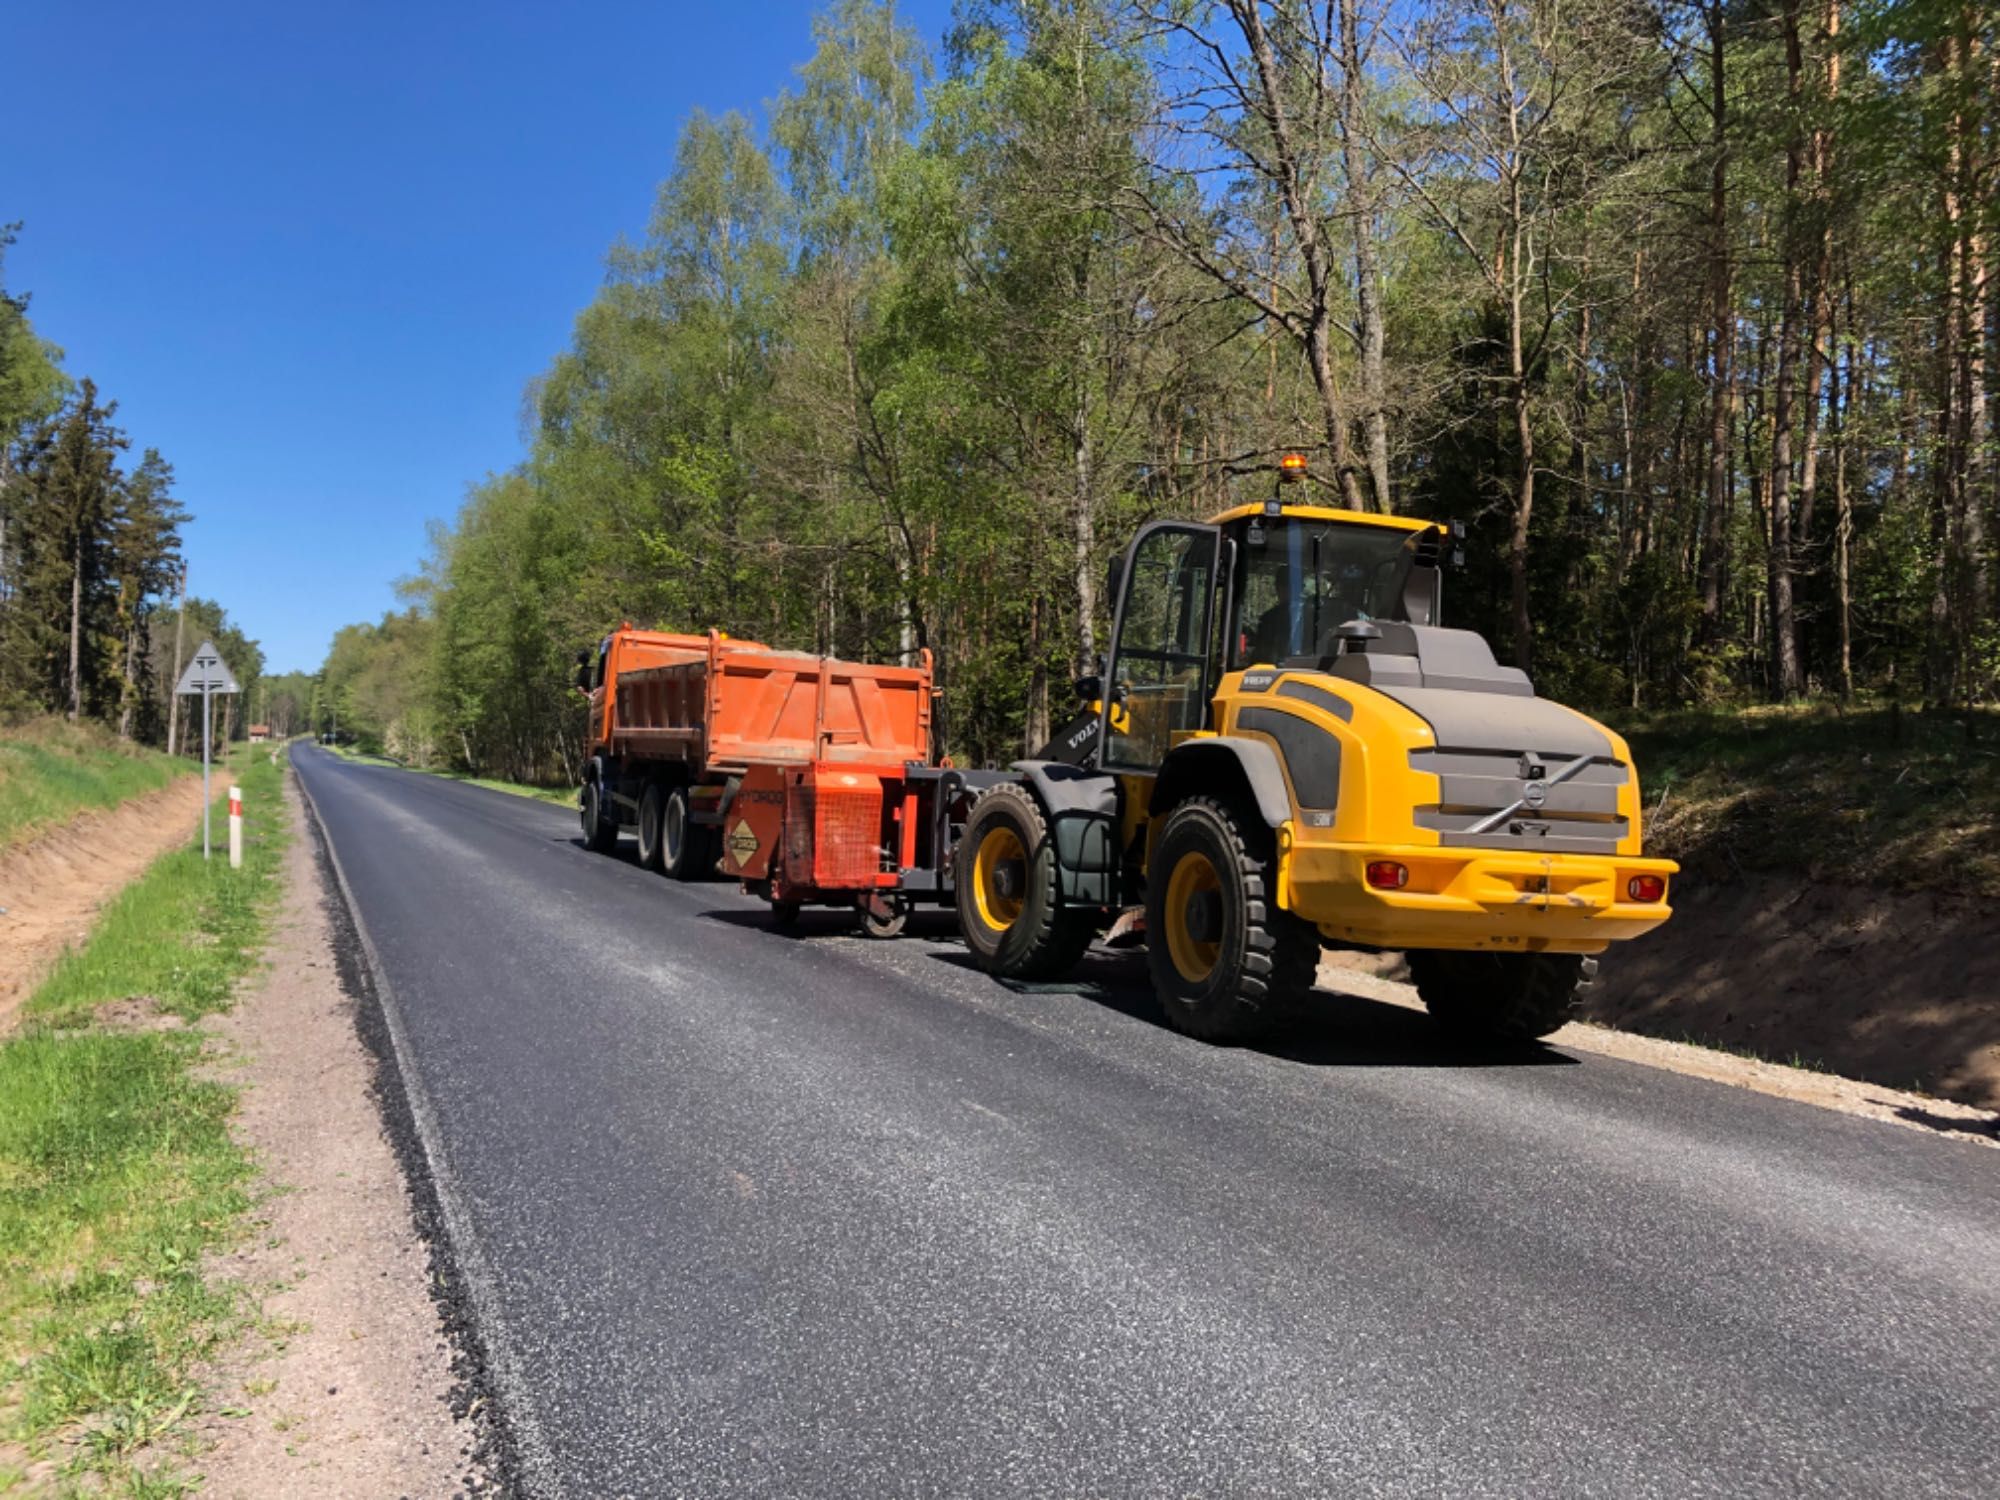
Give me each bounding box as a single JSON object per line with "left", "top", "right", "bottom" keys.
{"left": 1523, "top": 779, "right": 1547, "bottom": 809}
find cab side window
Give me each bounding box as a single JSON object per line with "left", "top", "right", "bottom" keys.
{"left": 1105, "top": 525, "right": 1219, "bottom": 769}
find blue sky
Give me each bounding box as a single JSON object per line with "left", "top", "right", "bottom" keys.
{"left": 2, "top": 0, "right": 953, "bottom": 673}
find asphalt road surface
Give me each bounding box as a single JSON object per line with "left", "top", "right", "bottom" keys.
{"left": 291, "top": 745, "right": 1999, "bottom": 1499}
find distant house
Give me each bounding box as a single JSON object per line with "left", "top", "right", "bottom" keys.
{"left": 248, "top": 724, "right": 271, "bottom": 743}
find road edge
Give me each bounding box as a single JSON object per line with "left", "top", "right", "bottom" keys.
{"left": 294, "top": 752, "right": 556, "bottom": 1496}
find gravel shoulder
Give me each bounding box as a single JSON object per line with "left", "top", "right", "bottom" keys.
{"left": 188, "top": 771, "right": 474, "bottom": 1496}
{"left": 1319, "top": 952, "right": 2000, "bottom": 1148}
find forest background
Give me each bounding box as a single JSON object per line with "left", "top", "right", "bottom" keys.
{"left": 20, "top": 0, "right": 1991, "bottom": 783}
{"left": 0, "top": 226, "right": 284, "bottom": 752}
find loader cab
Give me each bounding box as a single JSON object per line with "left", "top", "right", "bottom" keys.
{"left": 1098, "top": 501, "right": 1443, "bottom": 774}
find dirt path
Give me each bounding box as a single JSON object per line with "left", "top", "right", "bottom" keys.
{"left": 0, "top": 773, "right": 211, "bottom": 1028}
{"left": 1587, "top": 873, "right": 2000, "bottom": 1110}
{"left": 187, "top": 773, "right": 473, "bottom": 1496}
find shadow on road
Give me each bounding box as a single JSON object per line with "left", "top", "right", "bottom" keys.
{"left": 1893, "top": 1105, "right": 2000, "bottom": 1141}
{"left": 699, "top": 904, "right": 1573, "bottom": 1071}
{"left": 929, "top": 946, "right": 1578, "bottom": 1072}
{"left": 699, "top": 906, "right": 963, "bottom": 940}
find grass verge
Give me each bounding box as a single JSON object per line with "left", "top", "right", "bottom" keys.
{"left": 0, "top": 720, "right": 190, "bottom": 853}
{"left": 1616, "top": 701, "right": 2000, "bottom": 896}
{"left": 0, "top": 745, "right": 289, "bottom": 1495}
{"left": 431, "top": 771, "right": 572, "bottom": 807}
{"left": 319, "top": 740, "right": 572, "bottom": 806}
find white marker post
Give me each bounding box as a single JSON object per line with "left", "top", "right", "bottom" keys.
{"left": 228, "top": 784, "right": 243, "bottom": 869}
{"left": 175, "top": 640, "right": 241, "bottom": 862}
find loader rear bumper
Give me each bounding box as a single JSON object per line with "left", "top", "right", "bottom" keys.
{"left": 1283, "top": 841, "right": 1677, "bottom": 955}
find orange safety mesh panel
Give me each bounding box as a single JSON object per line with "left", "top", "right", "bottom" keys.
{"left": 787, "top": 773, "right": 883, "bottom": 888}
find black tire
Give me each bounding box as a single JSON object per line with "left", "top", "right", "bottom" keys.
{"left": 635, "top": 783, "right": 667, "bottom": 871}
{"left": 954, "top": 782, "right": 1096, "bottom": 981}
{"left": 693, "top": 822, "right": 723, "bottom": 880}
{"left": 770, "top": 900, "right": 802, "bottom": 929}
{"left": 579, "top": 772, "right": 619, "bottom": 853}
{"left": 660, "top": 786, "right": 702, "bottom": 881}
{"left": 1144, "top": 796, "right": 1319, "bottom": 1042}
{"left": 1406, "top": 950, "right": 1598, "bottom": 1041}
{"left": 861, "top": 898, "right": 909, "bottom": 940}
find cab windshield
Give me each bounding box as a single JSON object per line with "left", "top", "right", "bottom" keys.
{"left": 1230, "top": 517, "right": 1415, "bottom": 668}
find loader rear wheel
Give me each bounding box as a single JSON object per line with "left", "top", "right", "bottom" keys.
{"left": 660, "top": 787, "right": 702, "bottom": 881}
{"left": 636, "top": 784, "right": 667, "bottom": 871}
{"left": 1145, "top": 796, "right": 1318, "bottom": 1042}
{"left": 1406, "top": 950, "right": 1598, "bottom": 1042}
{"left": 580, "top": 774, "right": 619, "bottom": 853}
{"left": 955, "top": 783, "right": 1095, "bottom": 981}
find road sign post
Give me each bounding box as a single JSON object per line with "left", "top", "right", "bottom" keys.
{"left": 175, "top": 641, "right": 240, "bottom": 862}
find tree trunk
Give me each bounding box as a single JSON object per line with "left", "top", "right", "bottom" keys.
{"left": 166, "top": 575, "right": 187, "bottom": 756}
{"left": 1338, "top": 0, "right": 1393, "bottom": 512}
{"left": 67, "top": 532, "right": 83, "bottom": 721}
{"left": 1699, "top": 0, "right": 1733, "bottom": 642}
{"left": 1074, "top": 380, "right": 1098, "bottom": 672}
{"left": 1766, "top": 0, "right": 1807, "bottom": 699}
{"left": 1511, "top": 367, "right": 1536, "bottom": 673}
{"left": 1232, "top": 0, "right": 1362, "bottom": 506}
{"left": 1025, "top": 587, "right": 1050, "bottom": 755}
{"left": 1832, "top": 277, "right": 1855, "bottom": 699}
{"left": 1948, "top": 7, "right": 1990, "bottom": 638}
{"left": 119, "top": 604, "right": 138, "bottom": 740}
{"left": 1795, "top": 0, "right": 1841, "bottom": 559}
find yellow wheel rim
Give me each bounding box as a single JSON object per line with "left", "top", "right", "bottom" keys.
{"left": 972, "top": 824, "right": 1027, "bottom": 932}
{"left": 1163, "top": 850, "right": 1223, "bottom": 984}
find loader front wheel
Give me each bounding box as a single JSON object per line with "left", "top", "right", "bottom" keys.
{"left": 1406, "top": 950, "right": 1597, "bottom": 1042}
{"left": 955, "top": 783, "right": 1095, "bottom": 981}
{"left": 1145, "top": 797, "right": 1317, "bottom": 1042}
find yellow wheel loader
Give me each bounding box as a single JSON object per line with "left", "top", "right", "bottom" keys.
{"left": 955, "top": 458, "right": 1676, "bottom": 1043}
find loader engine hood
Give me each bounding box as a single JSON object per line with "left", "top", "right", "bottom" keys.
{"left": 1314, "top": 622, "right": 1628, "bottom": 856}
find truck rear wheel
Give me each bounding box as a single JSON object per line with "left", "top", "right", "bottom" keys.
{"left": 1406, "top": 950, "right": 1597, "bottom": 1042}
{"left": 1145, "top": 796, "right": 1318, "bottom": 1042}
{"left": 955, "top": 783, "right": 1095, "bottom": 981}
{"left": 636, "top": 784, "right": 667, "bottom": 871}
{"left": 660, "top": 786, "right": 703, "bottom": 881}
{"left": 580, "top": 773, "right": 619, "bottom": 853}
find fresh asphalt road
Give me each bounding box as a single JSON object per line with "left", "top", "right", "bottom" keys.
{"left": 291, "top": 745, "right": 1999, "bottom": 1499}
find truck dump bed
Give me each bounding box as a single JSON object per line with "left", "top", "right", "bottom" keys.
{"left": 611, "top": 632, "right": 933, "bottom": 774}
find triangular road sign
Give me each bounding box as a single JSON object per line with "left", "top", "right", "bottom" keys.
{"left": 176, "top": 639, "right": 240, "bottom": 695}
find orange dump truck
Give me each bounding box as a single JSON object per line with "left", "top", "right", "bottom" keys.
{"left": 577, "top": 626, "right": 1003, "bottom": 932}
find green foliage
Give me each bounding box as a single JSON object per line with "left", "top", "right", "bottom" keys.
{"left": 30, "top": 748, "right": 289, "bottom": 1026}
{"left": 0, "top": 717, "right": 188, "bottom": 851}
{"left": 1622, "top": 703, "right": 2000, "bottom": 895}
{"left": 0, "top": 748, "right": 287, "bottom": 1489}
{"left": 322, "top": 0, "right": 1998, "bottom": 776}
{"left": 1, "top": 223, "right": 267, "bottom": 760}
{"left": 0, "top": 223, "right": 69, "bottom": 441}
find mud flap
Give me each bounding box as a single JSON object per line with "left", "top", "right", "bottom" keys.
{"left": 1013, "top": 761, "right": 1120, "bottom": 906}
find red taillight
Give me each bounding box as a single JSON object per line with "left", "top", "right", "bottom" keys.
{"left": 1627, "top": 874, "right": 1667, "bottom": 903}
{"left": 1365, "top": 861, "right": 1409, "bottom": 890}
